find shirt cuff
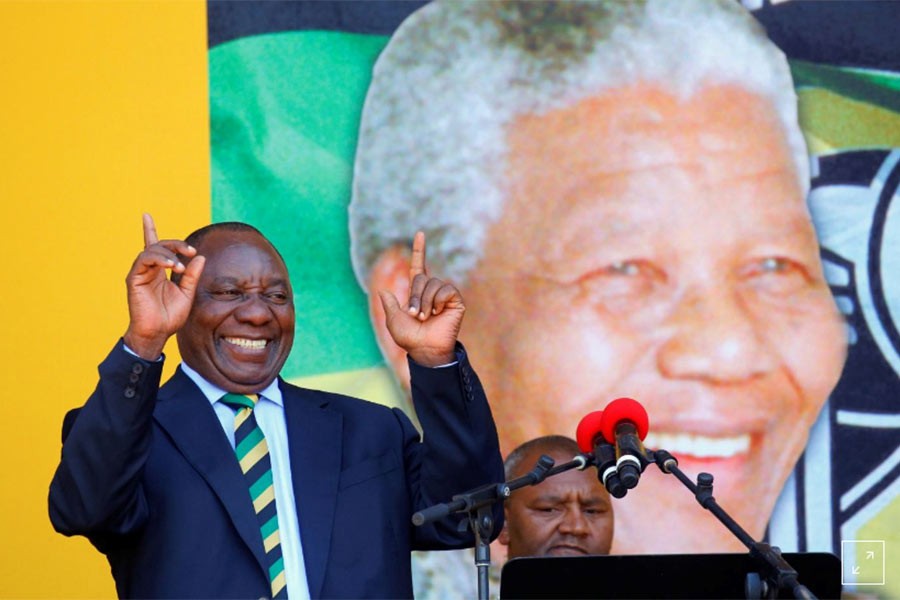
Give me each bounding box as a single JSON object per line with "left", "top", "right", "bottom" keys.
{"left": 122, "top": 340, "right": 165, "bottom": 363}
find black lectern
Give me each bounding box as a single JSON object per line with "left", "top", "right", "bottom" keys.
{"left": 499, "top": 552, "right": 841, "bottom": 599}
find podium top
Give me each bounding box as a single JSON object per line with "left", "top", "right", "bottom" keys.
{"left": 500, "top": 552, "right": 841, "bottom": 599}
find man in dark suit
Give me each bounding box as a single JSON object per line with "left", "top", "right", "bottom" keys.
{"left": 48, "top": 214, "right": 504, "bottom": 599}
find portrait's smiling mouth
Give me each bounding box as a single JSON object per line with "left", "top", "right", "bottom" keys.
{"left": 643, "top": 432, "right": 751, "bottom": 459}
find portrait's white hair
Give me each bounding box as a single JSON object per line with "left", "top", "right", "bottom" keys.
{"left": 349, "top": 0, "right": 809, "bottom": 288}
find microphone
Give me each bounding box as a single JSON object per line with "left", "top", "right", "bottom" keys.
{"left": 576, "top": 410, "right": 627, "bottom": 498}
{"left": 599, "top": 397, "right": 650, "bottom": 490}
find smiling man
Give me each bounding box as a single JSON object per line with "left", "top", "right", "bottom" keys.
{"left": 48, "top": 216, "right": 504, "bottom": 598}
{"left": 500, "top": 436, "right": 613, "bottom": 559}
{"left": 350, "top": 0, "right": 847, "bottom": 558}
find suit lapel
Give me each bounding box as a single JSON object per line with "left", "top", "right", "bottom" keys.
{"left": 154, "top": 368, "right": 270, "bottom": 580}
{"left": 283, "top": 383, "right": 343, "bottom": 599}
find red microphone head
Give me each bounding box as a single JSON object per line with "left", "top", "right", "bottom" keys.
{"left": 575, "top": 410, "right": 606, "bottom": 453}
{"left": 600, "top": 397, "right": 649, "bottom": 441}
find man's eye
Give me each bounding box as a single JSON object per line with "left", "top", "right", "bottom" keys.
{"left": 212, "top": 290, "right": 242, "bottom": 299}
{"left": 266, "top": 291, "right": 289, "bottom": 303}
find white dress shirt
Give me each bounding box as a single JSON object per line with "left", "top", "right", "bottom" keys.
{"left": 180, "top": 362, "right": 311, "bottom": 600}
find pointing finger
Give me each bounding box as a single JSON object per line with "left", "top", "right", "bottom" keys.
{"left": 409, "top": 231, "right": 427, "bottom": 281}
{"left": 143, "top": 213, "right": 159, "bottom": 248}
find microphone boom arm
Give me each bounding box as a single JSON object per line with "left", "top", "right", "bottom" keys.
{"left": 411, "top": 452, "right": 595, "bottom": 600}
{"left": 650, "top": 449, "right": 818, "bottom": 600}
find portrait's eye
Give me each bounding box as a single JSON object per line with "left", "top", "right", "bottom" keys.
{"left": 575, "top": 258, "right": 667, "bottom": 310}
{"left": 741, "top": 256, "right": 811, "bottom": 297}
{"left": 608, "top": 261, "right": 640, "bottom": 276}
{"left": 761, "top": 257, "right": 789, "bottom": 273}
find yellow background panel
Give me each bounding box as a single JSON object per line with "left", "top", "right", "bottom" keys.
{"left": 0, "top": 1, "right": 209, "bottom": 596}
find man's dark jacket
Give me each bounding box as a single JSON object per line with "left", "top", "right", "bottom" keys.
{"left": 49, "top": 340, "right": 504, "bottom": 598}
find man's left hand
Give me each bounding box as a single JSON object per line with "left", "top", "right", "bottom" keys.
{"left": 378, "top": 231, "right": 464, "bottom": 367}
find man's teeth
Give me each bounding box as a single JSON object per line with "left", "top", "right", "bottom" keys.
{"left": 224, "top": 337, "right": 267, "bottom": 350}
{"left": 643, "top": 432, "right": 750, "bottom": 459}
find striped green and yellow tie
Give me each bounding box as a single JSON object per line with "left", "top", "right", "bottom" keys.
{"left": 221, "top": 393, "right": 287, "bottom": 599}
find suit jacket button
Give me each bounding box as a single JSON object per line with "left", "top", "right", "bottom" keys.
{"left": 131, "top": 363, "right": 144, "bottom": 375}
{"left": 129, "top": 372, "right": 140, "bottom": 383}
{"left": 124, "top": 387, "right": 136, "bottom": 399}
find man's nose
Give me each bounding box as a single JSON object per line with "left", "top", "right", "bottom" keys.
{"left": 656, "top": 285, "right": 776, "bottom": 383}
{"left": 558, "top": 507, "right": 589, "bottom": 536}
{"left": 234, "top": 294, "right": 274, "bottom": 324}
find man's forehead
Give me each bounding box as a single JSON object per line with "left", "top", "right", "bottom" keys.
{"left": 200, "top": 231, "right": 281, "bottom": 259}
{"left": 198, "top": 228, "right": 267, "bottom": 250}
{"left": 513, "top": 447, "right": 576, "bottom": 476}
{"left": 199, "top": 232, "right": 290, "bottom": 279}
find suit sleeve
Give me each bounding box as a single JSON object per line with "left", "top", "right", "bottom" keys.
{"left": 403, "top": 342, "right": 505, "bottom": 550}
{"left": 48, "top": 339, "right": 163, "bottom": 544}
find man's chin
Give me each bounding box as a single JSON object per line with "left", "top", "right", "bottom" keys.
{"left": 545, "top": 546, "right": 589, "bottom": 557}
{"left": 210, "top": 364, "right": 280, "bottom": 392}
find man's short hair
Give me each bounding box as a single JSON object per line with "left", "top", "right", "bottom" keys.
{"left": 504, "top": 435, "right": 583, "bottom": 480}
{"left": 171, "top": 221, "right": 285, "bottom": 283}
{"left": 350, "top": 0, "right": 807, "bottom": 288}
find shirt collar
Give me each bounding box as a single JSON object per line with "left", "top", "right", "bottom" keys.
{"left": 180, "top": 361, "right": 284, "bottom": 407}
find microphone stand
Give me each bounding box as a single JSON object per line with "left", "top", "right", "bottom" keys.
{"left": 648, "top": 449, "right": 818, "bottom": 600}
{"left": 412, "top": 453, "right": 593, "bottom": 600}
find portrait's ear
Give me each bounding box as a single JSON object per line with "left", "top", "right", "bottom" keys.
{"left": 367, "top": 244, "right": 413, "bottom": 392}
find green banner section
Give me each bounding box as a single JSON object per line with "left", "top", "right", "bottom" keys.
{"left": 209, "top": 31, "right": 389, "bottom": 379}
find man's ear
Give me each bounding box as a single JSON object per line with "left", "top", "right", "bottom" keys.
{"left": 367, "top": 244, "right": 413, "bottom": 392}
{"left": 498, "top": 510, "right": 510, "bottom": 546}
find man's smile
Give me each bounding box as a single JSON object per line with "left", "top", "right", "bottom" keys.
{"left": 223, "top": 336, "right": 269, "bottom": 351}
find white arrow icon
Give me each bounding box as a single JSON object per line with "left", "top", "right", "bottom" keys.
{"left": 866, "top": 551, "right": 875, "bottom": 560}
{"left": 853, "top": 566, "right": 861, "bottom": 575}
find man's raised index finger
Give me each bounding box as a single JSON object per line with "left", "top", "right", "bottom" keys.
{"left": 142, "top": 213, "right": 159, "bottom": 248}
{"left": 409, "top": 230, "right": 427, "bottom": 278}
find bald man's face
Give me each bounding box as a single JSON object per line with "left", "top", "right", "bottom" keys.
{"left": 461, "top": 84, "right": 846, "bottom": 553}
{"left": 500, "top": 447, "right": 614, "bottom": 559}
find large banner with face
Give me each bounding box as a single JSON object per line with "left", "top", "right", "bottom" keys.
{"left": 208, "top": 1, "right": 899, "bottom": 597}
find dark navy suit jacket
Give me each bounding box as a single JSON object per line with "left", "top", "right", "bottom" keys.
{"left": 49, "top": 340, "right": 504, "bottom": 599}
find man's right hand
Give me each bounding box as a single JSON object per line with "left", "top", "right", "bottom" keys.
{"left": 122, "top": 214, "right": 205, "bottom": 360}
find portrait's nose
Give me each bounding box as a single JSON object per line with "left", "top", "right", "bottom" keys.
{"left": 657, "top": 285, "right": 776, "bottom": 383}
{"left": 234, "top": 294, "right": 274, "bottom": 325}
{"left": 558, "top": 507, "right": 589, "bottom": 536}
